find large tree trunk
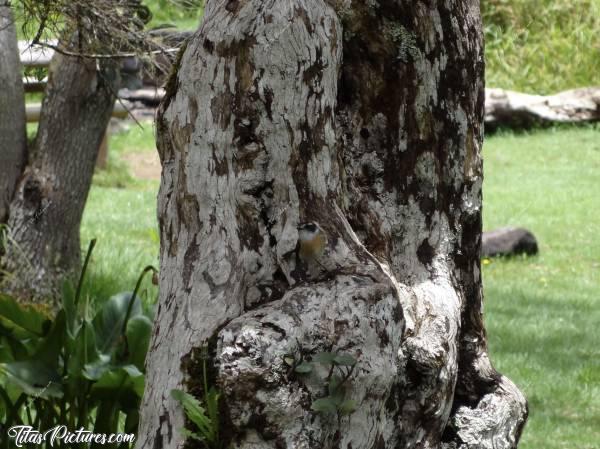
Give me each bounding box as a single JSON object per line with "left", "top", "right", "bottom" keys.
{"left": 1, "top": 39, "right": 119, "bottom": 302}
{"left": 0, "top": 0, "right": 27, "bottom": 225}
{"left": 139, "top": 1, "right": 528, "bottom": 448}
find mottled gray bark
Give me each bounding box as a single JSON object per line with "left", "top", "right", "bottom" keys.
{"left": 139, "top": 1, "right": 527, "bottom": 448}
{"left": 0, "top": 1, "right": 27, "bottom": 224}
{"left": 1, "top": 40, "right": 119, "bottom": 302}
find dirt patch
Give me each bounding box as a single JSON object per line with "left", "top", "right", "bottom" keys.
{"left": 122, "top": 151, "right": 161, "bottom": 180}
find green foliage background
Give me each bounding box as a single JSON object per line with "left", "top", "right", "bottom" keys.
{"left": 483, "top": 0, "right": 600, "bottom": 93}
{"left": 144, "top": 0, "right": 204, "bottom": 30}
{"left": 144, "top": 0, "right": 600, "bottom": 93}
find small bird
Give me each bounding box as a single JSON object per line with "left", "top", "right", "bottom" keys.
{"left": 297, "top": 222, "right": 328, "bottom": 264}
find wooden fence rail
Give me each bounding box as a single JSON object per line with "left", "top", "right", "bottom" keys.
{"left": 18, "top": 41, "right": 600, "bottom": 139}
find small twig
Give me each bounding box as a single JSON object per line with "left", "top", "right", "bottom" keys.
{"left": 96, "top": 67, "right": 145, "bottom": 127}
{"left": 326, "top": 362, "right": 335, "bottom": 382}
{"left": 338, "top": 364, "right": 355, "bottom": 387}
{"left": 36, "top": 40, "right": 180, "bottom": 60}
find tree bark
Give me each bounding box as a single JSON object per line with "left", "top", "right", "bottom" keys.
{"left": 0, "top": 0, "right": 27, "bottom": 225}
{"left": 139, "top": 1, "right": 527, "bottom": 448}
{"left": 1, "top": 39, "right": 119, "bottom": 302}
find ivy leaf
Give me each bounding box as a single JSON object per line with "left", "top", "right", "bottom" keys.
{"left": 311, "top": 397, "right": 337, "bottom": 414}
{"left": 312, "top": 352, "right": 336, "bottom": 364}
{"left": 338, "top": 399, "right": 357, "bottom": 415}
{"left": 294, "top": 362, "right": 313, "bottom": 374}
{"left": 333, "top": 353, "right": 357, "bottom": 366}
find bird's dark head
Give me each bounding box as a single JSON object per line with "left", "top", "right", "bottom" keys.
{"left": 297, "top": 222, "right": 318, "bottom": 233}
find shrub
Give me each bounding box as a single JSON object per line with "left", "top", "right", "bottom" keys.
{"left": 0, "top": 240, "right": 156, "bottom": 449}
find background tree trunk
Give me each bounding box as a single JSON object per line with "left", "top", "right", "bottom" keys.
{"left": 139, "top": 1, "right": 527, "bottom": 448}
{"left": 0, "top": 0, "right": 27, "bottom": 225}
{"left": 1, "top": 40, "right": 119, "bottom": 302}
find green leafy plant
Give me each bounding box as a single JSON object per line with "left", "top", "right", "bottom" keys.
{"left": 286, "top": 350, "right": 358, "bottom": 417}
{"left": 0, "top": 239, "right": 156, "bottom": 449}
{"left": 171, "top": 357, "right": 220, "bottom": 448}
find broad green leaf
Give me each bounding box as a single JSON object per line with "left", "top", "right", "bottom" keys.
{"left": 33, "top": 311, "right": 66, "bottom": 370}
{"left": 333, "top": 353, "right": 357, "bottom": 366}
{"left": 294, "top": 362, "right": 313, "bottom": 374}
{"left": 0, "top": 293, "right": 50, "bottom": 337}
{"left": 123, "top": 364, "right": 146, "bottom": 397}
{"left": 67, "top": 320, "right": 102, "bottom": 383}
{"left": 312, "top": 352, "right": 335, "bottom": 364}
{"left": 94, "top": 292, "right": 142, "bottom": 355}
{"left": 1, "top": 360, "right": 63, "bottom": 398}
{"left": 338, "top": 399, "right": 357, "bottom": 415}
{"left": 125, "top": 315, "right": 152, "bottom": 370}
{"left": 83, "top": 353, "right": 112, "bottom": 380}
{"left": 0, "top": 342, "right": 13, "bottom": 362}
{"left": 0, "top": 322, "right": 29, "bottom": 361}
{"left": 89, "top": 366, "right": 144, "bottom": 419}
{"left": 95, "top": 365, "right": 145, "bottom": 397}
{"left": 311, "top": 397, "right": 337, "bottom": 414}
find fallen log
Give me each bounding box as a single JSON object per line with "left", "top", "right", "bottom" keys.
{"left": 19, "top": 39, "right": 600, "bottom": 128}
{"left": 114, "top": 87, "right": 600, "bottom": 123}
{"left": 485, "top": 87, "right": 600, "bottom": 128}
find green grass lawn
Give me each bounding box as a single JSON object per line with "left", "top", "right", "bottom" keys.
{"left": 82, "top": 121, "right": 160, "bottom": 302}
{"left": 92, "top": 121, "right": 158, "bottom": 188}
{"left": 483, "top": 126, "right": 600, "bottom": 449}
{"left": 81, "top": 126, "right": 599, "bottom": 447}
{"left": 81, "top": 184, "right": 159, "bottom": 301}
{"left": 482, "top": 0, "right": 600, "bottom": 94}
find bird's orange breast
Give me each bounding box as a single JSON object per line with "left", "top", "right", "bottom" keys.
{"left": 299, "top": 233, "right": 327, "bottom": 260}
